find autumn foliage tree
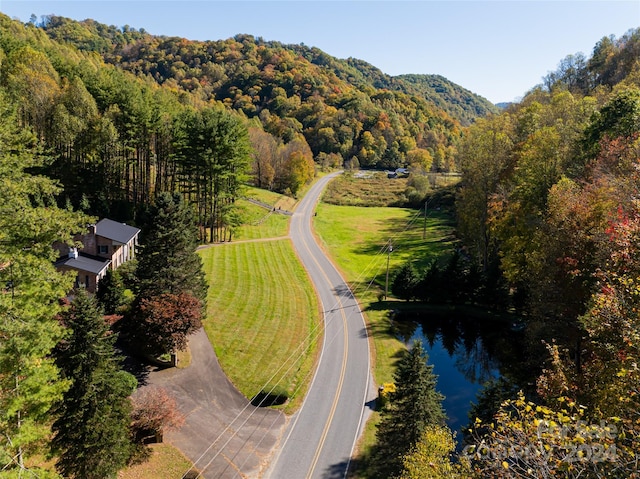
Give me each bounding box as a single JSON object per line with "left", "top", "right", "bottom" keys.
{"left": 134, "top": 293, "right": 202, "bottom": 357}
{"left": 130, "top": 386, "right": 184, "bottom": 443}
{"left": 399, "top": 424, "right": 466, "bottom": 479}
{"left": 457, "top": 81, "right": 640, "bottom": 477}
{"left": 465, "top": 392, "right": 630, "bottom": 479}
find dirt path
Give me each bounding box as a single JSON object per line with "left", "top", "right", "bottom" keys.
{"left": 195, "top": 236, "right": 290, "bottom": 250}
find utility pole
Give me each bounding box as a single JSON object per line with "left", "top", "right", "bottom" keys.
{"left": 384, "top": 239, "right": 393, "bottom": 300}
{"left": 422, "top": 199, "right": 428, "bottom": 240}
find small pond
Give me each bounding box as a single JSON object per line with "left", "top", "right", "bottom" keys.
{"left": 393, "top": 308, "right": 525, "bottom": 442}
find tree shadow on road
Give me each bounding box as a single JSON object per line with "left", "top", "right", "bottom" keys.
{"left": 322, "top": 459, "right": 353, "bottom": 479}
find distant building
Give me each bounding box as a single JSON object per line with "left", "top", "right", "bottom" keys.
{"left": 386, "top": 168, "right": 410, "bottom": 179}
{"left": 55, "top": 218, "right": 140, "bottom": 293}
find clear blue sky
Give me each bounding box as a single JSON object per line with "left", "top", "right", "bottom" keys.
{"left": 1, "top": 1, "right": 638, "bottom": 104}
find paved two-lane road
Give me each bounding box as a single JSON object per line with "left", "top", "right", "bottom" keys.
{"left": 267, "top": 172, "right": 375, "bottom": 478}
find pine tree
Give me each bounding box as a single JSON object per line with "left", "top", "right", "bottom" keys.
{"left": 372, "top": 340, "right": 446, "bottom": 478}
{"left": 52, "top": 290, "right": 136, "bottom": 479}
{"left": 124, "top": 192, "right": 207, "bottom": 356}
{"left": 134, "top": 192, "right": 207, "bottom": 302}
{"left": 391, "top": 262, "right": 419, "bottom": 300}
{"left": 0, "top": 90, "right": 87, "bottom": 474}
{"left": 95, "top": 268, "right": 125, "bottom": 315}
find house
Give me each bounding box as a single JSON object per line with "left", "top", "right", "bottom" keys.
{"left": 55, "top": 218, "right": 141, "bottom": 293}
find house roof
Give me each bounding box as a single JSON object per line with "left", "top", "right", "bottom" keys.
{"left": 96, "top": 218, "right": 140, "bottom": 244}
{"left": 55, "top": 254, "right": 111, "bottom": 275}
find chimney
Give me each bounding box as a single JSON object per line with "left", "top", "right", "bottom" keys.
{"left": 68, "top": 247, "right": 78, "bottom": 259}
{"left": 89, "top": 224, "right": 96, "bottom": 235}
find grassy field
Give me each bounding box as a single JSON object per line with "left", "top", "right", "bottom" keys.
{"left": 232, "top": 199, "right": 291, "bottom": 240}
{"left": 198, "top": 238, "right": 320, "bottom": 412}
{"left": 313, "top": 203, "right": 456, "bottom": 385}
{"left": 312, "top": 198, "right": 457, "bottom": 476}
{"left": 322, "top": 170, "right": 409, "bottom": 207}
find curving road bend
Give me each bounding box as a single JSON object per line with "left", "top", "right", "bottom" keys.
{"left": 267, "top": 172, "right": 376, "bottom": 479}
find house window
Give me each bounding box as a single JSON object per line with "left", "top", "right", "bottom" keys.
{"left": 98, "top": 245, "right": 108, "bottom": 255}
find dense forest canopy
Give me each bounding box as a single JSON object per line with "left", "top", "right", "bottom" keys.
{"left": 0, "top": 12, "right": 500, "bottom": 231}
{"left": 450, "top": 26, "right": 640, "bottom": 478}
{"left": 30, "top": 14, "right": 496, "bottom": 167}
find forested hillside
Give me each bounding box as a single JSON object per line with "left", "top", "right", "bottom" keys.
{"left": 0, "top": 12, "right": 497, "bottom": 233}
{"left": 394, "top": 73, "right": 499, "bottom": 125}
{"left": 31, "top": 14, "right": 495, "bottom": 171}
{"left": 367, "top": 26, "right": 640, "bottom": 479}
{"left": 38, "top": 14, "right": 496, "bottom": 126}
{"left": 448, "top": 27, "right": 640, "bottom": 478}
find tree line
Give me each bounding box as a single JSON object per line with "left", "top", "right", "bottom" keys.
{"left": 386, "top": 26, "right": 640, "bottom": 478}
{"left": 0, "top": 88, "right": 206, "bottom": 475}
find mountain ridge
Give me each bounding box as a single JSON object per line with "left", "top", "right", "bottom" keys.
{"left": 37, "top": 15, "right": 498, "bottom": 126}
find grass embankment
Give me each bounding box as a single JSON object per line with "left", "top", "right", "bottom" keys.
{"left": 120, "top": 189, "right": 313, "bottom": 477}
{"left": 198, "top": 186, "right": 320, "bottom": 413}
{"left": 199, "top": 240, "right": 320, "bottom": 412}
{"left": 118, "top": 444, "right": 194, "bottom": 479}
{"left": 314, "top": 202, "right": 456, "bottom": 384}
{"left": 232, "top": 189, "right": 293, "bottom": 240}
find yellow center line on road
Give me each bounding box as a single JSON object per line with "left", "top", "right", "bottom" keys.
{"left": 295, "top": 207, "right": 351, "bottom": 479}
{"left": 305, "top": 296, "right": 349, "bottom": 478}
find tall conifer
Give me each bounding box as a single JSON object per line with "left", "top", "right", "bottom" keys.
{"left": 52, "top": 290, "right": 136, "bottom": 479}
{"left": 0, "top": 91, "right": 86, "bottom": 475}
{"left": 372, "top": 340, "right": 445, "bottom": 478}
{"left": 125, "top": 192, "right": 207, "bottom": 356}
{"left": 135, "top": 192, "right": 207, "bottom": 302}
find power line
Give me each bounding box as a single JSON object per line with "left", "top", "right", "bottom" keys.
{"left": 177, "top": 188, "right": 427, "bottom": 478}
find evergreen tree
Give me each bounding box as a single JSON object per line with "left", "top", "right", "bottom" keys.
{"left": 0, "top": 90, "right": 86, "bottom": 475}
{"left": 95, "top": 268, "right": 125, "bottom": 315}
{"left": 52, "top": 290, "right": 136, "bottom": 479}
{"left": 124, "top": 192, "right": 207, "bottom": 356}
{"left": 372, "top": 340, "right": 445, "bottom": 478}
{"left": 173, "top": 107, "right": 251, "bottom": 243}
{"left": 391, "top": 262, "right": 418, "bottom": 300}
{"left": 134, "top": 192, "right": 207, "bottom": 302}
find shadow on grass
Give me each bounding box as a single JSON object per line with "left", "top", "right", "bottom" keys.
{"left": 251, "top": 389, "right": 289, "bottom": 407}
{"left": 362, "top": 300, "right": 421, "bottom": 344}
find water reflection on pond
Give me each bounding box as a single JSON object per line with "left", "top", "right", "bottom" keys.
{"left": 393, "top": 309, "right": 524, "bottom": 440}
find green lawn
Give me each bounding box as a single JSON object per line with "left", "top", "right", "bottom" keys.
{"left": 233, "top": 199, "right": 290, "bottom": 240}
{"left": 196, "top": 181, "right": 457, "bottom": 476}
{"left": 118, "top": 444, "right": 196, "bottom": 479}
{"left": 199, "top": 239, "right": 320, "bottom": 412}
{"left": 313, "top": 203, "right": 456, "bottom": 386}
